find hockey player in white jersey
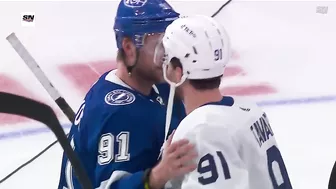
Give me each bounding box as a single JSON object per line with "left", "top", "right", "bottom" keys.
{"left": 153, "top": 15, "right": 293, "bottom": 189}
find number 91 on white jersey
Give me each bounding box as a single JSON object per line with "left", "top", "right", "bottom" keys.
{"left": 167, "top": 98, "right": 292, "bottom": 189}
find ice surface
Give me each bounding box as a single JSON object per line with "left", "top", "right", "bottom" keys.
{"left": 0, "top": 1, "right": 335, "bottom": 188}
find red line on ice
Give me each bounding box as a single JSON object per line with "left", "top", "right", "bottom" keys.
{"left": 221, "top": 84, "right": 277, "bottom": 96}
{"left": 0, "top": 74, "right": 42, "bottom": 124}
{"left": 59, "top": 60, "right": 115, "bottom": 94}
{"left": 58, "top": 60, "right": 277, "bottom": 97}
{"left": 0, "top": 74, "right": 63, "bottom": 125}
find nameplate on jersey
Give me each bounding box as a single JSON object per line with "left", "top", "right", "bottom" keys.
{"left": 105, "top": 89, "right": 136, "bottom": 106}
{"left": 250, "top": 113, "right": 274, "bottom": 147}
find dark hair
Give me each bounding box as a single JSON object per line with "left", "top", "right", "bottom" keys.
{"left": 170, "top": 58, "right": 221, "bottom": 90}
{"left": 117, "top": 49, "right": 125, "bottom": 61}
{"left": 116, "top": 36, "right": 133, "bottom": 62}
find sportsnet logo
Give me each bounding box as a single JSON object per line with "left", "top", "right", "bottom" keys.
{"left": 23, "top": 15, "right": 34, "bottom": 22}
{"left": 21, "top": 12, "right": 35, "bottom": 27}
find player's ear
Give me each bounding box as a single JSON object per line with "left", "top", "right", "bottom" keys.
{"left": 170, "top": 57, "right": 184, "bottom": 83}
{"left": 121, "top": 38, "right": 137, "bottom": 66}
{"left": 176, "top": 66, "right": 183, "bottom": 82}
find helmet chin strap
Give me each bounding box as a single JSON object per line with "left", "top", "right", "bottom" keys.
{"left": 162, "top": 64, "right": 188, "bottom": 141}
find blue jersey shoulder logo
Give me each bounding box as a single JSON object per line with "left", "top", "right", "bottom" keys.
{"left": 105, "top": 89, "right": 136, "bottom": 105}
{"left": 123, "top": 0, "right": 147, "bottom": 8}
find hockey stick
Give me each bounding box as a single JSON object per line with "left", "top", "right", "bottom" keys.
{"left": 211, "top": 0, "right": 232, "bottom": 17}
{"left": 0, "top": 92, "right": 92, "bottom": 189}
{"left": 0, "top": 33, "right": 76, "bottom": 184}
{"left": 329, "top": 161, "right": 336, "bottom": 189}
{"left": 2, "top": 0, "right": 233, "bottom": 183}
{"left": 6, "top": 33, "right": 75, "bottom": 123}
{"left": 2, "top": 32, "right": 76, "bottom": 184}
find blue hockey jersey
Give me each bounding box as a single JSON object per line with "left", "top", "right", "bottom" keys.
{"left": 58, "top": 70, "right": 185, "bottom": 189}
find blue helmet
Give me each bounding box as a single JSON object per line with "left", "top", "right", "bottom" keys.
{"left": 113, "top": 0, "right": 180, "bottom": 49}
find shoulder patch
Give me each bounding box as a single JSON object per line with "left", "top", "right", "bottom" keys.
{"left": 105, "top": 89, "right": 136, "bottom": 106}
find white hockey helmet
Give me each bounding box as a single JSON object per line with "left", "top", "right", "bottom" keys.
{"left": 154, "top": 14, "right": 231, "bottom": 86}
{"left": 154, "top": 15, "right": 231, "bottom": 143}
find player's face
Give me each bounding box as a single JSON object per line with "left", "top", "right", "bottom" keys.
{"left": 136, "top": 33, "right": 165, "bottom": 83}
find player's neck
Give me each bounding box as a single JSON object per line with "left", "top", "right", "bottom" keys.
{"left": 116, "top": 68, "right": 153, "bottom": 96}
{"left": 183, "top": 89, "right": 222, "bottom": 115}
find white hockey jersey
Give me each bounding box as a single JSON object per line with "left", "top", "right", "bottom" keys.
{"left": 167, "top": 96, "right": 292, "bottom": 189}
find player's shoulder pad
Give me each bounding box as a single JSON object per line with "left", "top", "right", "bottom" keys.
{"left": 172, "top": 117, "right": 205, "bottom": 144}
{"left": 101, "top": 70, "right": 137, "bottom": 106}
{"left": 90, "top": 70, "right": 170, "bottom": 122}
{"left": 231, "top": 96, "right": 260, "bottom": 109}
{"left": 85, "top": 70, "right": 140, "bottom": 118}
{"left": 229, "top": 96, "right": 264, "bottom": 116}
{"left": 104, "top": 89, "right": 136, "bottom": 106}
{"left": 99, "top": 70, "right": 166, "bottom": 116}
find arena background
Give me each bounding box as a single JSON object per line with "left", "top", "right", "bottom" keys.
{"left": 0, "top": 0, "right": 335, "bottom": 188}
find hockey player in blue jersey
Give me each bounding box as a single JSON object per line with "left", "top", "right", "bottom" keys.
{"left": 57, "top": 1, "right": 198, "bottom": 189}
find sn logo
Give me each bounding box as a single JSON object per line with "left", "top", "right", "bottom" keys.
{"left": 22, "top": 15, "right": 34, "bottom": 22}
